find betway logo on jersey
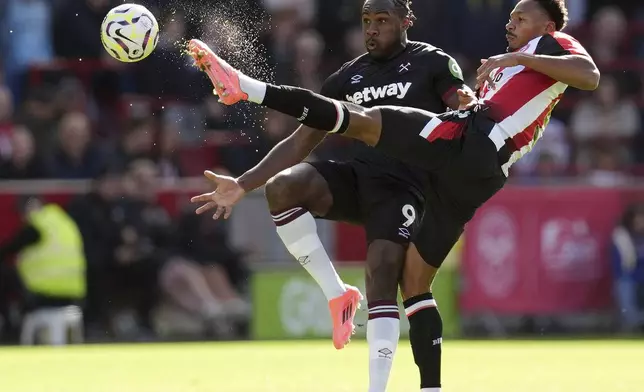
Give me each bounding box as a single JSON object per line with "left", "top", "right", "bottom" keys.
{"left": 345, "top": 82, "right": 411, "bottom": 105}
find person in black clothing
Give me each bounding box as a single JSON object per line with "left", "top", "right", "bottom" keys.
{"left": 191, "top": 0, "right": 469, "bottom": 390}
{"left": 66, "top": 169, "right": 123, "bottom": 334}
{"left": 0, "top": 126, "right": 47, "bottom": 179}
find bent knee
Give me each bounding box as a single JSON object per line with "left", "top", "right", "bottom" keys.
{"left": 265, "top": 164, "right": 331, "bottom": 215}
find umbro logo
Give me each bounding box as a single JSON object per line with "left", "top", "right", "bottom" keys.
{"left": 298, "top": 256, "right": 310, "bottom": 266}
{"left": 399, "top": 62, "right": 410, "bottom": 73}
{"left": 378, "top": 348, "right": 393, "bottom": 359}
{"left": 398, "top": 227, "right": 410, "bottom": 239}
{"left": 350, "top": 74, "right": 363, "bottom": 84}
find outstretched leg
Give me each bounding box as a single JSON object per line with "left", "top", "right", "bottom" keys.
{"left": 188, "top": 39, "right": 459, "bottom": 172}
{"left": 189, "top": 39, "right": 385, "bottom": 145}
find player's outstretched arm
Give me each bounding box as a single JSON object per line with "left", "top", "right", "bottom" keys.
{"left": 476, "top": 52, "right": 600, "bottom": 91}
{"left": 238, "top": 126, "right": 326, "bottom": 191}
{"left": 190, "top": 126, "right": 325, "bottom": 219}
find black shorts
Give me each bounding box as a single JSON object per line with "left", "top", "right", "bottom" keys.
{"left": 375, "top": 105, "right": 507, "bottom": 267}
{"left": 308, "top": 160, "right": 424, "bottom": 244}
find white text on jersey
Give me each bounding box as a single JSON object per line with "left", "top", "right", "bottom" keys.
{"left": 345, "top": 82, "right": 411, "bottom": 105}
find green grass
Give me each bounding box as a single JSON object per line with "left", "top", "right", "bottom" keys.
{"left": 0, "top": 340, "right": 642, "bottom": 391}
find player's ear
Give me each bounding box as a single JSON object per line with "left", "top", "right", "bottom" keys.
{"left": 544, "top": 20, "right": 556, "bottom": 34}
{"left": 402, "top": 17, "right": 412, "bottom": 30}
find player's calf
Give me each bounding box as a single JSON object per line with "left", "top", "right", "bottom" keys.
{"left": 365, "top": 240, "right": 406, "bottom": 392}
{"left": 401, "top": 245, "right": 443, "bottom": 392}
{"left": 266, "top": 165, "right": 346, "bottom": 302}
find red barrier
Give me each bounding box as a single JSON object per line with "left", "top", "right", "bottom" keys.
{"left": 460, "top": 186, "right": 644, "bottom": 314}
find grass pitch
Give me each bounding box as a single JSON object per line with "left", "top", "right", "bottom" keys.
{"left": 0, "top": 340, "right": 642, "bottom": 391}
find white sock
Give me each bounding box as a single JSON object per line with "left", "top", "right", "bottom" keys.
{"left": 367, "top": 302, "right": 400, "bottom": 392}
{"left": 238, "top": 73, "right": 267, "bottom": 104}
{"left": 421, "top": 388, "right": 441, "bottom": 392}
{"left": 273, "top": 208, "right": 346, "bottom": 300}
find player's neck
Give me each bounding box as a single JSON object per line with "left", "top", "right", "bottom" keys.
{"left": 376, "top": 40, "right": 409, "bottom": 62}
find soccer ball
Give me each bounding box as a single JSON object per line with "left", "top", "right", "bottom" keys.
{"left": 100, "top": 3, "right": 159, "bottom": 62}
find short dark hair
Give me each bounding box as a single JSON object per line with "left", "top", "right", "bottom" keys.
{"left": 393, "top": 0, "right": 417, "bottom": 26}
{"left": 534, "top": 0, "right": 568, "bottom": 31}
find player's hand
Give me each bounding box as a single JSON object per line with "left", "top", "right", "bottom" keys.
{"left": 457, "top": 89, "right": 478, "bottom": 110}
{"left": 190, "top": 170, "right": 246, "bottom": 219}
{"left": 476, "top": 53, "right": 521, "bottom": 90}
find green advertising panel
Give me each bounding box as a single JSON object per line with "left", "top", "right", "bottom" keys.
{"left": 251, "top": 239, "right": 462, "bottom": 340}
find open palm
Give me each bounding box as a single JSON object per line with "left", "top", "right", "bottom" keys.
{"left": 190, "top": 171, "right": 246, "bottom": 219}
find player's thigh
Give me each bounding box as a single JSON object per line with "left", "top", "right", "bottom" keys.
{"left": 305, "top": 160, "right": 363, "bottom": 224}
{"left": 362, "top": 184, "right": 424, "bottom": 300}
{"left": 401, "top": 198, "right": 464, "bottom": 299}
{"left": 362, "top": 181, "right": 424, "bottom": 246}
{"left": 374, "top": 105, "right": 465, "bottom": 172}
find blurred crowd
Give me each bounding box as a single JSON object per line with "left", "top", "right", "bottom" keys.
{"left": 0, "top": 160, "right": 251, "bottom": 343}
{"left": 0, "top": 0, "right": 643, "bottom": 341}
{"left": 0, "top": 0, "right": 641, "bottom": 183}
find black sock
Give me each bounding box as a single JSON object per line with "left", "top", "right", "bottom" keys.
{"left": 404, "top": 292, "right": 442, "bottom": 389}
{"left": 263, "top": 85, "right": 350, "bottom": 134}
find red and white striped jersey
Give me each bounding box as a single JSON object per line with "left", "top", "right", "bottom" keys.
{"left": 479, "top": 31, "right": 589, "bottom": 176}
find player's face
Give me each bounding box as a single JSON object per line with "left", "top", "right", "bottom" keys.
{"left": 362, "top": 9, "right": 405, "bottom": 59}
{"left": 506, "top": 0, "right": 556, "bottom": 51}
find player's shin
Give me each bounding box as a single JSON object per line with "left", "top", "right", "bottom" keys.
{"left": 260, "top": 85, "right": 351, "bottom": 134}
{"left": 272, "top": 208, "right": 346, "bottom": 300}
{"left": 404, "top": 293, "right": 442, "bottom": 392}
{"left": 367, "top": 301, "right": 400, "bottom": 392}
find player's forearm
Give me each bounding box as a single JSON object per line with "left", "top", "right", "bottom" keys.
{"left": 237, "top": 127, "right": 324, "bottom": 192}
{"left": 517, "top": 53, "right": 600, "bottom": 91}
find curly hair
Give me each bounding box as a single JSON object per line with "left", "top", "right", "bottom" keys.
{"left": 392, "top": 0, "right": 417, "bottom": 26}
{"left": 533, "top": 0, "right": 569, "bottom": 31}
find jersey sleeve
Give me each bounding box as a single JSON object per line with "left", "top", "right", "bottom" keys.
{"left": 319, "top": 69, "right": 344, "bottom": 99}
{"left": 431, "top": 51, "right": 466, "bottom": 105}
{"left": 536, "top": 32, "right": 590, "bottom": 57}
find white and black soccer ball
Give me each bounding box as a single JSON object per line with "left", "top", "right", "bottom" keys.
{"left": 100, "top": 3, "right": 159, "bottom": 63}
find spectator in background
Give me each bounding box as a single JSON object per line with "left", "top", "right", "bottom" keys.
{"left": 585, "top": 147, "right": 630, "bottom": 187}
{"left": 0, "top": 196, "right": 86, "bottom": 336}
{"left": 154, "top": 122, "right": 184, "bottom": 181}
{"left": 588, "top": 6, "right": 629, "bottom": 67}
{"left": 0, "top": 126, "right": 46, "bottom": 179}
{"left": 611, "top": 203, "right": 644, "bottom": 333}
{"left": 174, "top": 189, "right": 251, "bottom": 319}
{"left": 47, "top": 112, "right": 106, "bottom": 179}
{"left": 570, "top": 75, "right": 640, "bottom": 167}
{"left": 513, "top": 118, "right": 571, "bottom": 178}
{"left": 111, "top": 160, "right": 228, "bottom": 337}
{"left": 16, "top": 86, "right": 58, "bottom": 156}
{"left": 0, "top": 0, "right": 54, "bottom": 103}
{"left": 53, "top": 0, "right": 115, "bottom": 59}
{"left": 67, "top": 169, "right": 123, "bottom": 333}
{"left": 110, "top": 117, "right": 155, "bottom": 172}
{"left": 293, "top": 30, "right": 324, "bottom": 92}
{"left": 0, "top": 86, "right": 15, "bottom": 159}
